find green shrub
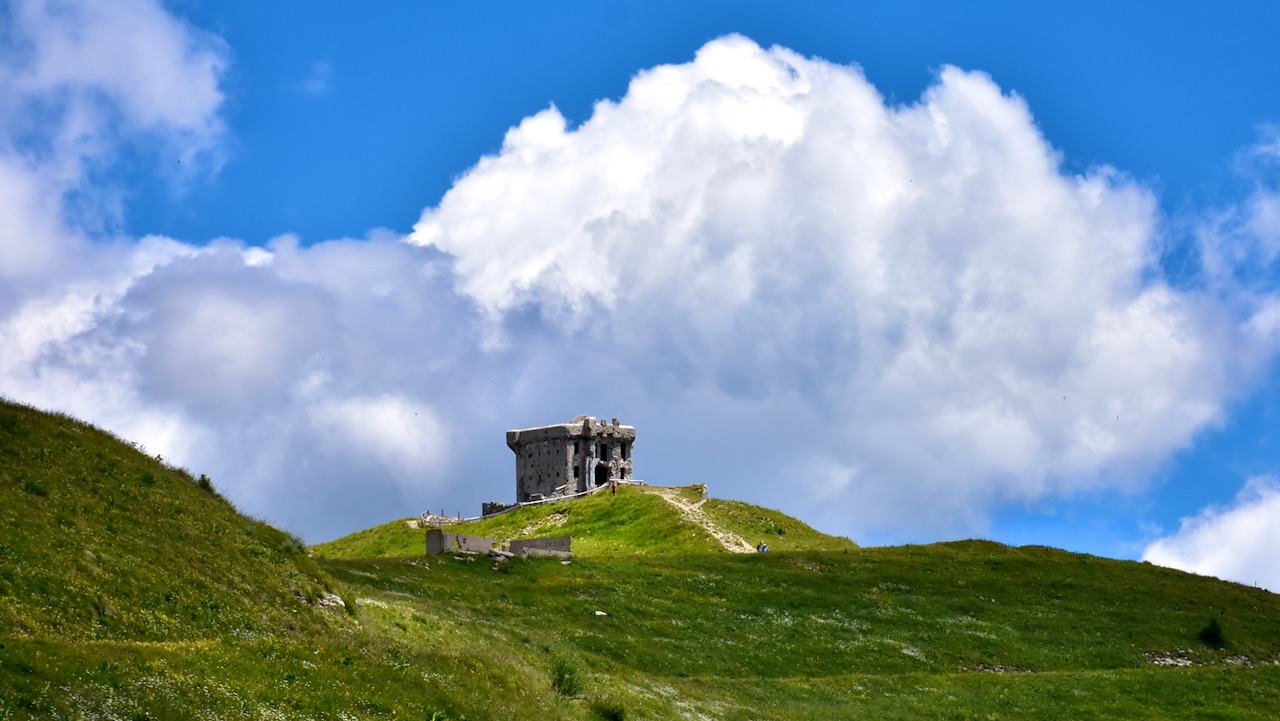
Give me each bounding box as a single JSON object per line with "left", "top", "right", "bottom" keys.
{"left": 551, "top": 656, "right": 583, "bottom": 697}
{"left": 1199, "top": 616, "right": 1226, "bottom": 648}
{"left": 21, "top": 478, "right": 49, "bottom": 497}
{"left": 592, "top": 700, "right": 626, "bottom": 720}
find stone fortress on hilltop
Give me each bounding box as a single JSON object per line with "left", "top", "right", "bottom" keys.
{"left": 438, "top": 415, "right": 632, "bottom": 551}
{"left": 509, "top": 415, "right": 634, "bottom": 499}
{"left": 475, "top": 415, "right": 635, "bottom": 517}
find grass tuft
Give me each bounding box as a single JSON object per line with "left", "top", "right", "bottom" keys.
{"left": 21, "top": 478, "right": 49, "bottom": 497}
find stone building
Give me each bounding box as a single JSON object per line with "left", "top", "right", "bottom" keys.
{"left": 505, "top": 415, "right": 635, "bottom": 503}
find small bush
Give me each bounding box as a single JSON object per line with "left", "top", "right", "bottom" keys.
{"left": 197, "top": 473, "right": 214, "bottom": 493}
{"left": 21, "top": 478, "right": 49, "bottom": 497}
{"left": 592, "top": 700, "right": 626, "bottom": 720}
{"left": 551, "top": 656, "right": 583, "bottom": 697}
{"left": 1199, "top": 616, "right": 1226, "bottom": 648}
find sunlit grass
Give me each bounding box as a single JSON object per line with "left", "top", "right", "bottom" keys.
{"left": 315, "top": 483, "right": 858, "bottom": 561}
{"left": 5, "top": 397, "right": 1280, "bottom": 720}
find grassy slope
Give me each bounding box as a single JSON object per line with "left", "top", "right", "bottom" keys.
{"left": 0, "top": 399, "right": 336, "bottom": 641}
{"left": 310, "top": 517, "right": 426, "bottom": 559}
{"left": 334, "top": 541, "right": 1280, "bottom": 677}
{"left": 313, "top": 487, "right": 727, "bottom": 559}
{"left": 5, "top": 398, "right": 1280, "bottom": 719}
{"left": 313, "top": 484, "right": 858, "bottom": 559}
{"left": 453, "top": 487, "right": 727, "bottom": 556}
{"left": 324, "top": 542, "right": 1280, "bottom": 719}
{"left": 700, "top": 497, "right": 857, "bottom": 552}
{"left": 0, "top": 399, "right": 568, "bottom": 720}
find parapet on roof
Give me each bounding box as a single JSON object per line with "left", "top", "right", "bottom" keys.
{"left": 506, "top": 416, "right": 636, "bottom": 446}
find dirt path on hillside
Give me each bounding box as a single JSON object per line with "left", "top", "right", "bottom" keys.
{"left": 646, "top": 487, "right": 757, "bottom": 554}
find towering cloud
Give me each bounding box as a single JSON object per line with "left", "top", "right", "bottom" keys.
{"left": 413, "top": 36, "right": 1280, "bottom": 534}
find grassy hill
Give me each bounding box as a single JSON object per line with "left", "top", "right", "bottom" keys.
{"left": 309, "top": 516, "right": 427, "bottom": 559}
{"left": 328, "top": 541, "right": 1280, "bottom": 719}
{"left": 311, "top": 483, "right": 856, "bottom": 560}
{"left": 0, "top": 399, "right": 557, "bottom": 719}
{"left": 0, "top": 399, "right": 337, "bottom": 642}
{"left": 5, "top": 397, "right": 1280, "bottom": 719}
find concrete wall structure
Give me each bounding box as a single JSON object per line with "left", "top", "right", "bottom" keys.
{"left": 509, "top": 537, "right": 573, "bottom": 557}
{"left": 425, "top": 529, "right": 573, "bottom": 558}
{"left": 506, "top": 415, "right": 635, "bottom": 503}
{"left": 426, "top": 529, "right": 498, "bottom": 555}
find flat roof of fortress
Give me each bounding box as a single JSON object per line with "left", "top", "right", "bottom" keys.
{"left": 505, "top": 416, "right": 636, "bottom": 447}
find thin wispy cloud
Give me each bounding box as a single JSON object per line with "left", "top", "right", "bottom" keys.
{"left": 293, "top": 61, "right": 332, "bottom": 96}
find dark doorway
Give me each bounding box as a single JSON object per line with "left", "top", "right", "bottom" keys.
{"left": 595, "top": 463, "right": 610, "bottom": 487}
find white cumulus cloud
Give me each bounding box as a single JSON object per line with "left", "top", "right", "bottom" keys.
{"left": 1143, "top": 477, "right": 1280, "bottom": 592}
{"left": 413, "top": 35, "right": 1280, "bottom": 535}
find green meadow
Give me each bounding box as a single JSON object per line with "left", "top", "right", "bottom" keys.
{"left": 4, "top": 397, "right": 1280, "bottom": 719}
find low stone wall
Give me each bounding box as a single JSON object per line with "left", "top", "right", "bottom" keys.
{"left": 426, "top": 529, "right": 498, "bottom": 555}
{"left": 425, "top": 529, "right": 572, "bottom": 558}
{"left": 509, "top": 536, "right": 572, "bottom": 558}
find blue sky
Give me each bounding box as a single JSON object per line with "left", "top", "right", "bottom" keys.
{"left": 4, "top": 1, "right": 1280, "bottom": 591}
{"left": 128, "top": 2, "right": 1279, "bottom": 245}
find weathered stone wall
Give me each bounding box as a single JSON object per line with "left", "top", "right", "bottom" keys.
{"left": 511, "top": 436, "right": 575, "bottom": 502}
{"left": 508, "top": 536, "right": 572, "bottom": 557}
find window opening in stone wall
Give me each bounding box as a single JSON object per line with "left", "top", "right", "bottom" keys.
{"left": 573, "top": 466, "right": 580, "bottom": 479}
{"left": 621, "top": 442, "right": 629, "bottom": 460}
{"left": 600, "top": 443, "right": 609, "bottom": 460}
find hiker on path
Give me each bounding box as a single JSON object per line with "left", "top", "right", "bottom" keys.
{"left": 611, "top": 481, "right": 617, "bottom": 496}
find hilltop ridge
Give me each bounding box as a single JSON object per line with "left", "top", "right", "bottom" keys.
{"left": 311, "top": 482, "right": 856, "bottom": 560}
